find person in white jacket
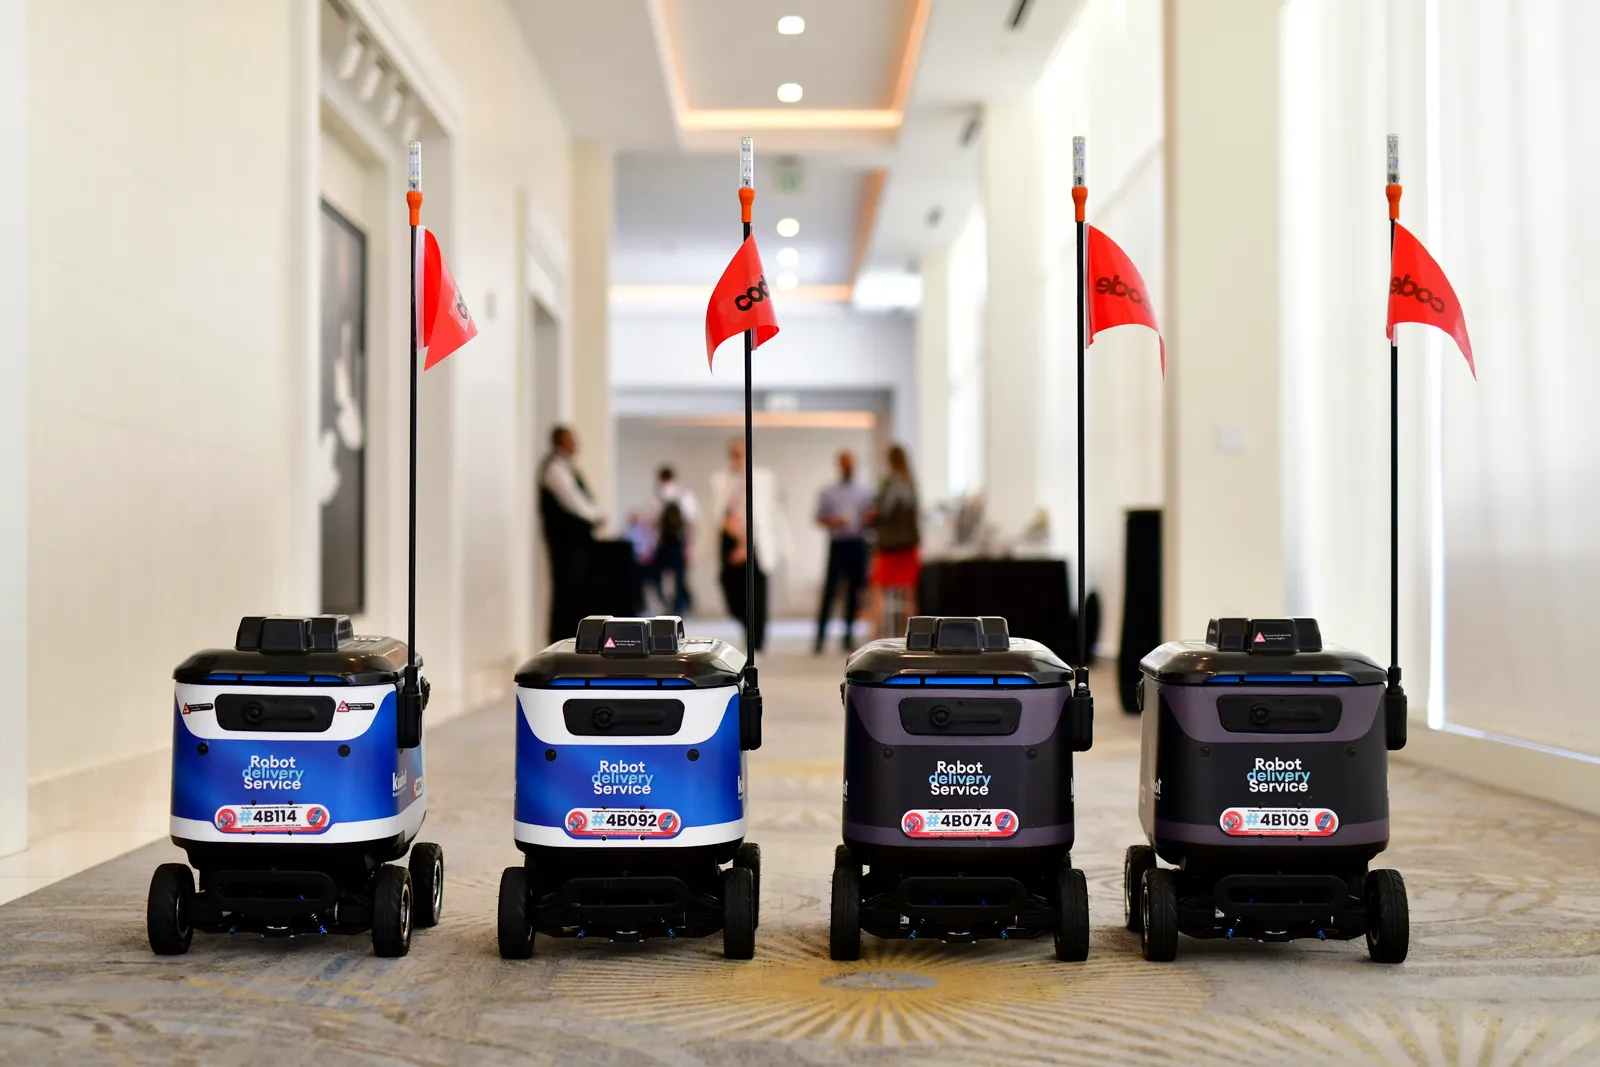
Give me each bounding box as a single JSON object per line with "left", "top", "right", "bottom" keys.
{"left": 710, "top": 437, "right": 783, "bottom": 653}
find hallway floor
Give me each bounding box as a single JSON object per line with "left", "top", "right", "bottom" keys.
{"left": 2, "top": 645, "right": 1600, "bottom": 1065}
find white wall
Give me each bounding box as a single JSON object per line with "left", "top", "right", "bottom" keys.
{"left": 1035, "top": 0, "right": 1166, "bottom": 656}
{"left": 613, "top": 300, "right": 916, "bottom": 411}
{"left": 0, "top": 0, "right": 28, "bottom": 857}
{"left": 401, "top": 0, "right": 574, "bottom": 710}
{"left": 20, "top": 0, "right": 573, "bottom": 847}
{"left": 28, "top": 0, "right": 301, "bottom": 787}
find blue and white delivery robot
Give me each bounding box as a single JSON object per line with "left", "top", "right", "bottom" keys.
{"left": 149, "top": 614, "right": 443, "bottom": 957}
{"left": 497, "top": 615, "right": 762, "bottom": 959}
{"left": 1126, "top": 617, "right": 1409, "bottom": 962}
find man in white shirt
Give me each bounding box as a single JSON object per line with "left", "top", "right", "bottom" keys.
{"left": 539, "top": 425, "right": 603, "bottom": 643}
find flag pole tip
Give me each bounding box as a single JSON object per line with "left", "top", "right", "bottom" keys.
{"left": 738, "top": 185, "right": 754, "bottom": 224}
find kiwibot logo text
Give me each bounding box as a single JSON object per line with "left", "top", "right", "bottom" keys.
{"left": 1247, "top": 757, "right": 1310, "bottom": 793}
{"left": 928, "top": 759, "right": 991, "bottom": 797}
{"left": 242, "top": 754, "right": 304, "bottom": 792}
{"left": 592, "top": 759, "right": 653, "bottom": 796}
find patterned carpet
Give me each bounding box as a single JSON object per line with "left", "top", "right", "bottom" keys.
{"left": 2, "top": 650, "right": 1599, "bottom": 1066}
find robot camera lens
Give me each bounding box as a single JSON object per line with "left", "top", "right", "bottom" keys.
{"left": 594, "top": 707, "right": 614, "bottom": 728}
{"left": 243, "top": 702, "right": 266, "bottom": 724}
{"left": 931, "top": 706, "right": 952, "bottom": 727}
{"left": 1250, "top": 704, "right": 1272, "bottom": 725}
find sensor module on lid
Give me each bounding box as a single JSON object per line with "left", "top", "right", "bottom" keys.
{"left": 574, "top": 615, "right": 684, "bottom": 656}
{"left": 1205, "top": 616, "right": 1323, "bottom": 654}
{"left": 905, "top": 616, "right": 1010, "bottom": 653}
{"left": 1248, "top": 618, "right": 1298, "bottom": 652}
{"left": 235, "top": 615, "right": 354, "bottom": 654}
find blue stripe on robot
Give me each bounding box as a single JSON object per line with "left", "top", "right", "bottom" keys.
{"left": 514, "top": 691, "right": 743, "bottom": 831}
{"left": 171, "top": 690, "right": 423, "bottom": 828}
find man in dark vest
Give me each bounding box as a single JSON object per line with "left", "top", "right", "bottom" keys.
{"left": 539, "top": 424, "right": 603, "bottom": 644}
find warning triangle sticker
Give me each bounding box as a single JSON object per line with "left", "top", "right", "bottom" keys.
{"left": 604, "top": 637, "right": 616, "bottom": 648}
{"left": 1253, "top": 632, "right": 1266, "bottom": 644}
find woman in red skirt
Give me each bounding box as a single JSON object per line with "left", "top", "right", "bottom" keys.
{"left": 869, "top": 444, "right": 921, "bottom": 637}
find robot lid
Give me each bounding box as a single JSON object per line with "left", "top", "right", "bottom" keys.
{"left": 172, "top": 615, "right": 413, "bottom": 686}
{"left": 1139, "top": 616, "right": 1386, "bottom": 685}
{"left": 845, "top": 616, "right": 1073, "bottom": 687}
{"left": 515, "top": 615, "right": 746, "bottom": 689}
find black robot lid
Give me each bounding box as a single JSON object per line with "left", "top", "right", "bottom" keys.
{"left": 845, "top": 616, "right": 1073, "bottom": 686}
{"left": 1139, "top": 616, "right": 1385, "bottom": 684}
{"left": 173, "top": 615, "right": 414, "bottom": 685}
{"left": 515, "top": 615, "right": 746, "bottom": 688}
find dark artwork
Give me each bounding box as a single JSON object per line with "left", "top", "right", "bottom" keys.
{"left": 319, "top": 202, "right": 367, "bottom": 616}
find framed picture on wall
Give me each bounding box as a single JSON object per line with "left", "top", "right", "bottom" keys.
{"left": 319, "top": 201, "right": 368, "bottom": 616}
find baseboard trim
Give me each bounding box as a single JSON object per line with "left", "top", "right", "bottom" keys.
{"left": 1397, "top": 722, "right": 1600, "bottom": 818}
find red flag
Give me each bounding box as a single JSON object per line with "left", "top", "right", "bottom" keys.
{"left": 1387, "top": 222, "right": 1475, "bottom": 378}
{"left": 1086, "top": 225, "right": 1164, "bottom": 373}
{"left": 704, "top": 235, "right": 779, "bottom": 367}
{"left": 418, "top": 228, "right": 478, "bottom": 369}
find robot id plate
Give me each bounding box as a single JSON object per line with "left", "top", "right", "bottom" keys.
{"left": 214, "top": 803, "right": 332, "bottom": 834}
{"left": 564, "top": 807, "right": 684, "bottom": 839}
{"left": 901, "top": 808, "right": 1019, "bottom": 839}
{"left": 1219, "top": 807, "right": 1339, "bottom": 837}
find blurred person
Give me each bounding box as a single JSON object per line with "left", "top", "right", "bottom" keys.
{"left": 539, "top": 424, "right": 602, "bottom": 644}
{"left": 813, "top": 449, "right": 874, "bottom": 654}
{"left": 652, "top": 465, "right": 697, "bottom": 616}
{"left": 711, "top": 437, "right": 778, "bottom": 653}
{"left": 870, "top": 444, "right": 921, "bottom": 638}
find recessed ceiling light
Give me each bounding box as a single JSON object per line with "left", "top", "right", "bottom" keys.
{"left": 776, "top": 272, "right": 799, "bottom": 291}
{"left": 776, "top": 82, "right": 804, "bottom": 104}
{"left": 777, "top": 247, "right": 799, "bottom": 267}
{"left": 776, "top": 217, "right": 800, "bottom": 238}
{"left": 777, "top": 15, "right": 805, "bottom": 35}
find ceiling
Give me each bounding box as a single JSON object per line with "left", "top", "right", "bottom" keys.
{"left": 513, "top": 0, "right": 1086, "bottom": 299}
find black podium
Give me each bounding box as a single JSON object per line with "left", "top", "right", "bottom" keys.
{"left": 916, "top": 558, "right": 1096, "bottom": 666}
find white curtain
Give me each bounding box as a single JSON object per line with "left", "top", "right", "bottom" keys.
{"left": 1281, "top": 0, "right": 1600, "bottom": 758}
{"left": 1435, "top": 0, "right": 1600, "bottom": 755}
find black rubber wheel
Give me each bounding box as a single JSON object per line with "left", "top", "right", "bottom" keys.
{"left": 146, "top": 863, "right": 195, "bottom": 956}
{"left": 371, "top": 864, "right": 413, "bottom": 958}
{"left": 829, "top": 856, "right": 862, "bottom": 961}
{"left": 734, "top": 842, "right": 762, "bottom": 928}
{"left": 497, "top": 865, "right": 535, "bottom": 959}
{"left": 1140, "top": 867, "right": 1178, "bottom": 962}
{"left": 722, "top": 865, "right": 756, "bottom": 960}
{"left": 1053, "top": 866, "right": 1091, "bottom": 962}
{"left": 1123, "top": 844, "right": 1156, "bottom": 933}
{"left": 409, "top": 842, "right": 444, "bottom": 929}
{"left": 1365, "top": 869, "right": 1410, "bottom": 964}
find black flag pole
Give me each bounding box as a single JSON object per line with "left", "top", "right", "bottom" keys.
{"left": 1384, "top": 135, "right": 1407, "bottom": 750}
{"left": 738, "top": 137, "right": 763, "bottom": 738}
{"left": 402, "top": 141, "right": 423, "bottom": 746}
{"left": 1070, "top": 136, "right": 1094, "bottom": 743}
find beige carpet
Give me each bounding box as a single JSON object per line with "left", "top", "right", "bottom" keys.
{"left": 1, "top": 650, "right": 1599, "bottom": 1065}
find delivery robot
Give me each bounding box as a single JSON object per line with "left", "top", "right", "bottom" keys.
{"left": 1125, "top": 616, "right": 1409, "bottom": 962}
{"left": 150, "top": 614, "right": 442, "bottom": 958}
{"left": 832, "top": 616, "right": 1094, "bottom": 961}
{"left": 498, "top": 615, "right": 761, "bottom": 959}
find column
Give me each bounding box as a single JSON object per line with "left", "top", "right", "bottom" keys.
{"left": 569, "top": 141, "right": 615, "bottom": 524}
{"left": 1161, "top": 0, "right": 1283, "bottom": 638}
{"left": 980, "top": 98, "right": 1046, "bottom": 536}
{"left": 0, "top": 0, "right": 27, "bottom": 857}
{"left": 915, "top": 247, "right": 950, "bottom": 502}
